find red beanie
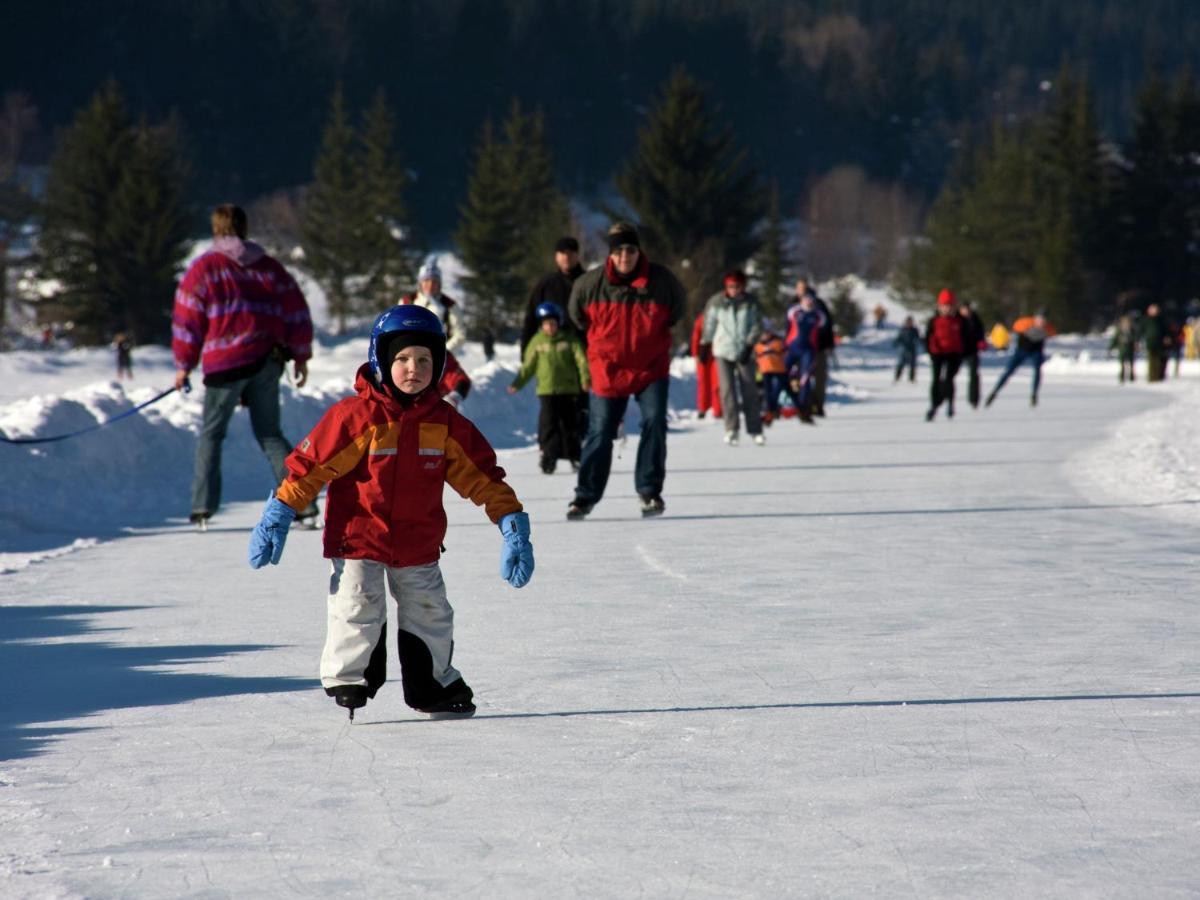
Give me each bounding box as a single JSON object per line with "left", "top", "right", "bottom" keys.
{"left": 937, "top": 288, "right": 956, "bottom": 306}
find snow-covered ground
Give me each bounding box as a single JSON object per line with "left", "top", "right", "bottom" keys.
{"left": 2, "top": 277, "right": 1199, "bottom": 896}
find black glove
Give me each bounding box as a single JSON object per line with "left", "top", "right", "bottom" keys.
{"left": 736, "top": 345, "right": 753, "bottom": 365}
{"left": 697, "top": 343, "right": 713, "bottom": 364}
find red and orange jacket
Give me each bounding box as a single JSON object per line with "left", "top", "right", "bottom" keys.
{"left": 568, "top": 255, "right": 685, "bottom": 397}
{"left": 276, "top": 364, "right": 522, "bottom": 568}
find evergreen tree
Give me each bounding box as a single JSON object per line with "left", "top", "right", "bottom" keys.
{"left": 300, "top": 85, "right": 363, "bottom": 335}
{"left": 39, "top": 82, "right": 189, "bottom": 345}
{"left": 108, "top": 117, "right": 192, "bottom": 343}
{"left": 0, "top": 92, "right": 39, "bottom": 349}
{"left": 616, "top": 68, "right": 765, "bottom": 289}
{"left": 502, "top": 100, "right": 572, "bottom": 293}
{"left": 39, "top": 82, "right": 134, "bottom": 343}
{"left": 455, "top": 119, "right": 525, "bottom": 335}
{"left": 755, "top": 180, "right": 786, "bottom": 320}
{"left": 358, "top": 89, "right": 415, "bottom": 309}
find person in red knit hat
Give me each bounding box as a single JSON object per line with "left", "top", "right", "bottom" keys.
{"left": 923, "top": 289, "right": 965, "bottom": 422}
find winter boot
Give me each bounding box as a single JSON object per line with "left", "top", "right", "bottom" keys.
{"left": 724, "top": 430, "right": 739, "bottom": 446}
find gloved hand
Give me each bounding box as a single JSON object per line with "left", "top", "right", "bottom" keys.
{"left": 736, "top": 345, "right": 753, "bottom": 365}
{"left": 697, "top": 343, "right": 712, "bottom": 364}
{"left": 248, "top": 496, "right": 296, "bottom": 569}
{"left": 498, "top": 511, "right": 534, "bottom": 588}
{"left": 445, "top": 390, "right": 464, "bottom": 409}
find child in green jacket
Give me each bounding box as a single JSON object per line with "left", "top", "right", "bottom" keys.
{"left": 507, "top": 302, "right": 591, "bottom": 474}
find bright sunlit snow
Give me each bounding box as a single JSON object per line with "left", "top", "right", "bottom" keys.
{"left": 2, "top": 278, "right": 1199, "bottom": 897}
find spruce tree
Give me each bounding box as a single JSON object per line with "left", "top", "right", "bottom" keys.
{"left": 108, "top": 117, "right": 191, "bottom": 343}
{"left": 501, "top": 100, "right": 571, "bottom": 292}
{"left": 0, "top": 92, "right": 39, "bottom": 349}
{"left": 358, "top": 89, "right": 414, "bottom": 309}
{"left": 300, "top": 85, "right": 363, "bottom": 335}
{"left": 39, "top": 82, "right": 189, "bottom": 345}
{"left": 39, "top": 82, "right": 135, "bottom": 344}
{"left": 755, "top": 181, "right": 786, "bottom": 320}
{"left": 616, "top": 68, "right": 765, "bottom": 284}
{"left": 455, "top": 119, "right": 525, "bottom": 335}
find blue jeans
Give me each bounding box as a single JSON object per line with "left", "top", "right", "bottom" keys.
{"left": 191, "top": 357, "right": 293, "bottom": 516}
{"left": 991, "top": 347, "right": 1044, "bottom": 400}
{"left": 574, "top": 378, "right": 669, "bottom": 506}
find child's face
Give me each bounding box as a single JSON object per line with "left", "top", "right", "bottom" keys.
{"left": 391, "top": 346, "right": 434, "bottom": 394}
{"left": 541, "top": 318, "right": 559, "bottom": 335}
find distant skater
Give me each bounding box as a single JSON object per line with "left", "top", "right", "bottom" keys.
{"left": 924, "top": 290, "right": 964, "bottom": 421}
{"left": 114, "top": 333, "right": 134, "bottom": 380}
{"left": 893, "top": 316, "right": 919, "bottom": 382}
{"left": 985, "top": 311, "right": 1056, "bottom": 407}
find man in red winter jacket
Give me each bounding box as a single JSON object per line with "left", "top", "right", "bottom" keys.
{"left": 923, "top": 289, "right": 965, "bottom": 422}
{"left": 172, "top": 203, "right": 314, "bottom": 526}
{"left": 566, "top": 222, "right": 685, "bottom": 519}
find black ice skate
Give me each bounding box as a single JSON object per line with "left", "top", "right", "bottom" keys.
{"left": 639, "top": 495, "right": 665, "bottom": 518}
{"left": 189, "top": 511, "right": 211, "bottom": 532}
{"left": 416, "top": 679, "right": 476, "bottom": 719}
{"left": 566, "top": 500, "right": 593, "bottom": 521}
{"left": 327, "top": 684, "right": 369, "bottom": 721}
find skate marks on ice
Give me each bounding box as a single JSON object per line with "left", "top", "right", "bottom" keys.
{"left": 359, "top": 688, "right": 1200, "bottom": 727}
{"left": 0, "top": 604, "right": 314, "bottom": 762}
{"left": 634, "top": 544, "right": 688, "bottom": 582}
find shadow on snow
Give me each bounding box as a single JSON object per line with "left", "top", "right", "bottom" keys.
{"left": 0, "top": 604, "right": 314, "bottom": 761}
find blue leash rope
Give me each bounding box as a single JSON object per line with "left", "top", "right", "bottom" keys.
{"left": 0, "top": 383, "right": 187, "bottom": 445}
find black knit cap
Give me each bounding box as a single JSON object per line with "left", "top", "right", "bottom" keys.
{"left": 379, "top": 331, "right": 445, "bottom": 397}
{"left": 607, "top": 222, "right": 640, "bottom": 251}
{"left": 554, "top": 236, "right": 579, "bottom": 253}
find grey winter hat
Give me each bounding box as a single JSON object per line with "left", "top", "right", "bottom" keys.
{"left": 417, "top": 258, "right": 442, "bottom": 283}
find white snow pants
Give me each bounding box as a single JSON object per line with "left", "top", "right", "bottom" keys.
{"left": 320, "top": 559, "right": 462, "bottom": 694}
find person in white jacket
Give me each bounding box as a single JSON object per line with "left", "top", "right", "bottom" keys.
{"left": 700, "top": 270, "right": 764, "bottom": 445}
{"left": 404, "top": 257, "right": 466, "bottom": 351}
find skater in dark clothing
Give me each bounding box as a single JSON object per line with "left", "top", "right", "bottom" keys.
{"left": 248, "top": 305, "right": 533, "bottom": 720}
{"left": 783, "top": 292, "right": 824, "bottom": 424}
{"left": 893, "top": 316, "right": 920, "bottom": 382}
{"left": 985, "top": 311, "right": 1056, "bottom": 407}
{"left": 114, "top": 333, "right": 134, "bottom": 380}
{"left": 520, "top": 237, "right": 586, "bottom": 356}
{"left": 957, "top": 299, "right": 986, "bottom": 407}
{"left": 567, "top": 222, "right": 685, "bottom": 520}
{"left": 1109, "top": 315, "right": 1137, "bottom": 383}
{"left": 508, "top": 301, "right": 590, "bottom": 474}
{"left": 1140, "top": 304, "right": 1171, "bottom": 382}
{"left": 924, "top": 290, "right": 964, "bottom": 421}
{"left": 792, "top": 279, "right": 835, "bottom": 416}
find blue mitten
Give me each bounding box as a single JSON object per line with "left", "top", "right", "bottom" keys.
{"left": 498, "top": 511, "right": 534, "bottom": 588}
{"left": 249, "top": 496, "right": 296, "bottom": 569}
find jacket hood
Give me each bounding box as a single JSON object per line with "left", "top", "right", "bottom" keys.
{"left": 211, "top": 235, "right": 266, "bottom": 267}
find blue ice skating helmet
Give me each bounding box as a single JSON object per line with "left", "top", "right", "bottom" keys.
{"left": 535, "top": 301, "right": 564, "bottom": 324}
{"left": 368, "top": 304, "right": 447, "bottom": 391}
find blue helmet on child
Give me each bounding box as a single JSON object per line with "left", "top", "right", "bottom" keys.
{"left": 535, "top": 301, "right": 564, "bottom": 324}
{"left": 368, "top": 304, "right": 446, "bottom": 393}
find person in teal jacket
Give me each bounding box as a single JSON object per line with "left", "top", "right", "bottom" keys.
{"left": 508, "top": 302, "right": 591, "bottom": 473}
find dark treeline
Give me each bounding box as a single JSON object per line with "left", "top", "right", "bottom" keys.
{"left": 4, "top": 0, "right": 1199, "bottom": 238}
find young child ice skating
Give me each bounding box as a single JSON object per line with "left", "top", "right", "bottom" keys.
{"left": 507, "top": 301, "right": 590, "bottom": 474}
{"left": 248, "top": 305, "right": 534, "bottom": 719}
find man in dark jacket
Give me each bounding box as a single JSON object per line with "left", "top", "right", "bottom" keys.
{"left": 520, "top": 237, "right": 586, "bottom": 355}
{"left": 566, "top": 222, "right": 685, "bottom": 520}
{"left": 1140, "top": 303, "right": 1171, "bottom": 383}
{"left": 957, "top": 298, "right": 986, "bottom": 408}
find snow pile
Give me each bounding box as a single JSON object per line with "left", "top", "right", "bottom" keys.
{"left": 1068, "top": 381, "right": 1200, "bottom": 522}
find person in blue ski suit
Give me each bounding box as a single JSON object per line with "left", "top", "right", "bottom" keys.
{"left": 783, "top": 292, "right": 824, "bottom": 423}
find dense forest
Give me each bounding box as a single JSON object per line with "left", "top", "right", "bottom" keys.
{"left": 4, "top": 0, "right": 1198, "bottom": 237}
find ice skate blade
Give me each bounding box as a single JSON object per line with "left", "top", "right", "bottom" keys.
{"left": 426, "top": 708, "right": 476, "bottom": 720}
